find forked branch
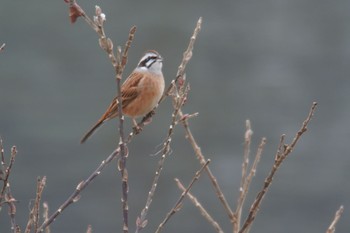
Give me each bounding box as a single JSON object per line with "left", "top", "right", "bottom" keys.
{"left": 238, "top": 102, "right": 318, "bottom": 233}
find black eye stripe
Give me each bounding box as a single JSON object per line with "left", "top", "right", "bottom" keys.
{"left": 140, "top": 56, "right": 158, "bottom": 68}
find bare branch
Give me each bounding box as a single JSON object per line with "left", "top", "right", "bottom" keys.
{"left": 25, "top": 176, "right": 47, "bottom": 233}
{"left": 155, "top": 160, "right": 210, "bottom": 233}
{"left": 115, "top": 25, "right": 137, "bottom": 233}
{"left": 36, "top": 148, "right": 120, "bottom": 232}
{"left": 0, "top": 146, "right": 17, "bottom": 204}
{"left": 234, "top": 123, "right": 266, "bottom": 233}
{"left": 238, "top": 102, "right": 318, "bottom": 233}
{"left": 0, "top": 43, "right": 5, "bottom": 52}
{"left": 326, "top": 205, "right": 344, "bottom": 233}
{"left": 179, "top": 110, "right": 235, "bottom": 222}
{"left": 0, "top": 143, "right": 19, "bottom": 233}
{"left": 175, "top": 178, "right": 224, "bottom": 233}
{"left": 42, "top": 202, "right": 50, "bottom": 233}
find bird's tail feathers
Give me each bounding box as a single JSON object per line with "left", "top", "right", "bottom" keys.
{"left": 80, "top": 119, "right": 105, "bottom": 144}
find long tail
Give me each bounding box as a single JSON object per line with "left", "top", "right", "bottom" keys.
{"left": 80, "top": 119, "right": 105, "bottom": 144}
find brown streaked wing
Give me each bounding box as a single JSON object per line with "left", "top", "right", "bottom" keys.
{"left": 96, "top": 72, "right": 143, "bottom": 122}
{"left": 121, "top": 72, "right": 144, "bottom": 107}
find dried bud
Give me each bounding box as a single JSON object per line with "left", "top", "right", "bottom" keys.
{"left": 106, "top": 38, "right": 113, "bottom": 51}
{"left": 76, "top": 181, "right": 84, "bottom": 190}
{"left": 99, "top": 37, "right": 108, "bottom": 51}
{"left": 68, "top": 2, "right": 84, "bottom": 23}
{"left": 95, "top": 5, "right": 102, "bottom": 15}
{"left": 100, "top": 13, "right": 106, "bottom": 22}
{"left": 117, "top": 159, "right": 123, "bottom": 171}
{"left": 93, "top": 15, "right": 98, "bottom": 24}
{"left": 122, "top": 169, "right": 128, "bottom": 182}
{"left": 141, "top": 220, "right": 148, "bottom": 228}
{"left": 178, "top": 74, "right": 186, "bottom": 87}
{"left": 72, "top": 194, "right": 81, "bottom": 203}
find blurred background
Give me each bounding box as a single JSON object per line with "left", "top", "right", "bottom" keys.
{"left": 1, "top": 0, "right": 349, "bottom": 232}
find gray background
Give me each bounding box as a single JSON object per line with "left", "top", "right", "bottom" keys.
{"left": 1, "top": 0, "right": 349, "bottom": 232}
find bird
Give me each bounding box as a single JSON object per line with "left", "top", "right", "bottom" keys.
{"left": 80, "top": 50, "right": 165, "bottom": 143}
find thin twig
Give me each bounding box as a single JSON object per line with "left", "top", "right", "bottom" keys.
{"left": 115, "top": 26, "right": 136, "bottom": 233}
{"left": 135, "top": 81, "right": 189, "bottom": 233}
{"left": 326, "top": 205, "right": 344, "bottom": 233}
{"left": 36, "top": 148, "right": 120, "bottom": 232}
{"left": 42, "top": 202, "right": 50, "bottom": 233}
{"left": 0, "top": 144, "right": 19, "bottom": 233}
{"left": 0, "top": 146, "right": 17, "bottom": 204}
{"left": 0, "top": 43, "right": 5, "bottom": 52}
{"left": 180, "top": 111, "right": 235, "bottom": 222}
{"left": 175, "top": 178, "right": 224, "bottom": 233}
{"left": 155, "top": 160, "right": 210, "bottom": 233}
{"left": 5, "top": 192, "right": 18, "bottom": 233}
{"left": 234, "top": 120, "right": 253, "bottom": 232}
{"left": 234, "top": 125, "right": 266, "bottom": 233}
{"left": 173, "top": 19, "right": 234, "bottom": 218}
{"left": 238, "top": 102, "right": 318, "bottom": 233}
{"left": 176, "top": 17, "right": 202, "bottom": 78}
{"left": 0, "top": 137, "right": 4, "bottom": 166}
{"left": 25, "top": 176, "right": 47, "bottom": 233}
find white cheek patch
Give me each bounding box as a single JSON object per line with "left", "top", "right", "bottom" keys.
{"left": 145, "top": 59, "right": 155, "bottom": 68}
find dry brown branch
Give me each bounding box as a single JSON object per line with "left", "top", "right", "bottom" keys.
{"left": 0, "top": 138, "right": 4, "bottom": 166}
{"left": 234, "top": 120, "right": 253, "bottom": 232}
{"left": 175, "top": 24, "right": 235, "bottom": 218}
{"left": 155, "top": 160, "right": 210, "bottom": 233}
{"left": 238, "top": 102, "right": 318, "bottom": 233}
{"left": 0, "top": 43, "right": 5, "bottom": 52}
{"left": 176, "top": 18, "right": 202, "bottom": 78}
{"left": 0, "top": 143, "right": 19, "bottom": 232}
{"left": 115, "top": 26, "right": 137, "bottom": 233}
{"left": 36, "top": 148, "right": 120, "bottom": 232}
{"left": 0, "top": 145, "right": 17, "bottom": 204}
{"left": 234, "top": 121, "right": 266, "bottom": 233}
{"left": 175, "top": 178, "right": 224, "bottom": 233}
{"left": 25, "top": 176, "right": 46, "bottom": 233}
{"left": 179, "top": 110, "right": 235, "bottom": 222}
{"left": 326, "top": 205, "right": 344, "bottom": 233}
{"left": 42, "top": 202, "right": 50, "bottom": 233}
